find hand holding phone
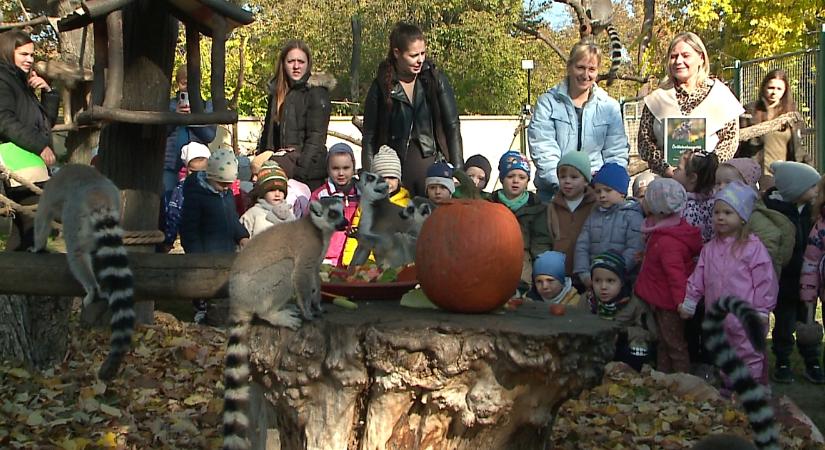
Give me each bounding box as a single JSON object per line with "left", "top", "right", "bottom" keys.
{"left": 177, "top": 91, "right": 190, "bottom": 113}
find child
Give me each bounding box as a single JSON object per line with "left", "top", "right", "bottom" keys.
{"left": 635, "top": 178, "right": 703, "bottom": 374}
{"left": 372, "top": 145, "right": 411, "bottom": 207}
{"left": 679, "top": 181, "right": 778, "bottom": 387}
{"left": 161, "top": 142, "right": 210, "bottom": 252}
{"left": 531, "top": 251, "right": 581, "bottom": 306}
{"left": 311, "top": 142, "right": 361, "bottom": 267}
{"left": 464, "top": 154, "right": 492, "bottom": 192}
{"left": 763, "top": 161, "right": 824, "bottom": 383}
{"left": 180, "top": 148, "right": 250, "bottom": 324}
{"left": 240, "top": 161, "right": 295, "bottom": 238}
{"left": 424, "top": 161, "right": 455, "bottom": 205}
{"left": 631, "top": 171, "right": 657, "bottom": 202}
{"left": 252, "top": 150, "right": 312, "bottom": 218}
{"left": 716, "top": 158, "right": 795, "bottom": 277}
{"left": 492, "top": 151, "right": 552, "bottom": 293}
{"left": 589, "top": 250, "right": 657, "bottom": 371}
{"left": 673, "top": 150, "right": 719, "bottom": 242}
{"left": 799, "top": 176, "right": 825, "bottom": 366}
{"left": 547, "top": 151, "right": 596, "bottom": 276}
{"left": 573, "top": 162, "right": 643, "bottom": 289}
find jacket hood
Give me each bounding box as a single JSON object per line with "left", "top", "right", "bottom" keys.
{"left": 763, "top": 187, "right": 797, "bottom": 215}
{"left": 655, "top": 219, "right": 703, "bottom": 253}
{"left": 267, "top": 71, "right": 337, "bottom": 94}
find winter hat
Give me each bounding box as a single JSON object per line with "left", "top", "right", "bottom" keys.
{"left": 771, "top": 161, "right": 821, "bottom": 202}
{"left": 631, "top": 171, "right": 657, "bottom": 197}
{"left": 253, "top": 160, "right": 288, "bottom": 197}
{"left": 327, "top": 142, "right": 355, "bottom": 166}
{"left": 251, "top": 150, "right": 274, "bottom": 175}
{"left": 498, "top": 151, "right": 531, "bottom": 180}
{"left": 714, "top": 180, "right": 757, "bottom": 221}
{"left": 592, "top": 163, "right": 630, "bottom": 195}
{"left": 557, "top": 151, "right": 592, "bottom": 182}
{"left": 590, "top": 250, "right": 627, "bottom": 285}
{"left": 372, "top": 145, "right": 402, "bottom": 179}
{"left": 206, "top": 148, "right": 238, "bottom": 183}
{"left": 464, "top": 154, "right": 492, "bottom": 189}
{"left": 723, "top": 158, "right": 761, "bottom": 188}
{"left": 180, "top": 142, "right": 211, "bottom": 166}
{"left": 643, "top": 178, "right": 687, "bottom": 215}
{"left": 425, "top": 161, "right": 455, "bottom": 194}
{"left": 533, "top": 251, "right": 566, "bottom": 283}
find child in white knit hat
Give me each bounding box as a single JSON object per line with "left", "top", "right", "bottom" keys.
{"left": 160, "top": 142, "right": 212, "bottom": 252}
{"left": 372, "top": 145, "right": 410, "bottom": 207}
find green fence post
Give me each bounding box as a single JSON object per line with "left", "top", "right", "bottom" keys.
{"left": 733, "top": 60, "right": 742, "bottom": 98}
{"left": 818, "top": 24, "right": 825, "bottom": 172}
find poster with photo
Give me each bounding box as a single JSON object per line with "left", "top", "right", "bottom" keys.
{"left": 664, "top": 117, "right": 706, "bottom": 167}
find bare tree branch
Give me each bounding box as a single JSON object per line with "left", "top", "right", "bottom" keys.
{"left": 513, "top": 23, "right": 567, "bottom": 63}
{"left": 597, "top": 73, "right": 651, "bottom": 84}
{"left": 0, "top": 15, "right": 49, "bottom": 31}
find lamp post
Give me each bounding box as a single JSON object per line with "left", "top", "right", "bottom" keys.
{"left": 520, "top": 59, "right": 534, "bottom": 154}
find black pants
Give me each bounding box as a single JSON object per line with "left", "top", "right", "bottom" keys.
{"left": 772, "top": 279, "right": 821, "bottom": 366}
{"left": 685, "top": 301, "right": 710, "bottom": 364}
{"left": 4, "top": 184, "right": 41, "bottom": 251}
{"left": 400, "top": 141, "right": 436, "bottom": 198}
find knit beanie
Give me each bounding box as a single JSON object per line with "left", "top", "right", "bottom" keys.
{"left": 206, "top": 148, "right": 238, "bottom": 183}
{"left": 251, "top": 150, "right": 274, "bottom": 175}
{"left": 592, "top": 163, "right": 630, "bottom": 195}
{"left": 180, "top": 142, "right": 211, "bottom": 166}
{"left": 328, "top": 142, "right": 355, "bottom": 166}
{"left": 643, "top": 178, "right": 687, "bottom": 215}
{"left": 771, "top": 161, "right": 820, "bottom": 202}
{"left": 253, "top": 160, "right": 288, "bottom": 197}
{"left": 498, "top": 151, "right": 531, "bottom": 180}
{"left": 425, "top": 162, "right": 455, "bottom": 194}
{"left": 372, "top": 145, "right": 402, "bottom": 179}
{"left": 631, "top": 171, "right": 657, "bottom": 198}
{"left": 723, "top": 158, "right": 761, "bottom": 189}
{"left": 590, "top": 250, "right": 626, "bottom": 285}
{"left": 464, "top": 154, "right": 492, "bottom": 189}
{"left": 533, "top": 251, "right": 566, "bottom": 283}
{"left": 714, "top": 180, "right": 757, "bottom": 221}
{"left": 557, "top": 151, "right": 592, "bottom": 182}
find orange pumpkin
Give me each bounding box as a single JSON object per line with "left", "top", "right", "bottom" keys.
{"left": 416, "top": 199, "right": 524, "bottom": 313}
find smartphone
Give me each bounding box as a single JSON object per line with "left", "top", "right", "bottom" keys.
{"left": 178, "top": 91, "right": 189, "bottom": 108}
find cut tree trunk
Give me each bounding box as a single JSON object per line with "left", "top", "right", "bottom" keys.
{"left": 243, "top": 301, "right": 618, "bottom": 450}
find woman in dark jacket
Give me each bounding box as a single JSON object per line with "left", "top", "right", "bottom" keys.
{"left": 361, "top": 22, "right": 463, "bottom": 196}
{"left": 258, "top": 40, "right": 335, "bottom": 191}
{"left": 0, "top": 30, "right": 58, "bottom": 250}
{"left": 736, "top": 69, "right": 807, "bottom": 186}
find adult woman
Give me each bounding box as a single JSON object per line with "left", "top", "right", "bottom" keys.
{"left": 528, "top": 41, "right": 629, "bottom": 202}
{"left": 0, "top": 30, "right": 58, "bottom": 250}
{"left": 639, "top": 32, "right": 744, "bottom": 176}
{"left": 361, "top": 22, "right": 463, "bottom": 197}
{"left": 736, "top": 69, "right": 807, "bottom": 178}
{"left": 258, "top": 40, "right": 335, "bottom": 191}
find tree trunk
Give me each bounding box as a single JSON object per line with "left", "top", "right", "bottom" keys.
{"left": 0, "top": 294, "right": 71, "bottom": 370}
{"left": 244, "top": 301, "right": 618, "bottom": 450}
{"left": 95, "top": 0, "right": 178, "bottom": 325}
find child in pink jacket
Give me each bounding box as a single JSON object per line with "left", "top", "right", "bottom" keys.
{"left": 678, "top": 181, "right": 778, "bottom": 386}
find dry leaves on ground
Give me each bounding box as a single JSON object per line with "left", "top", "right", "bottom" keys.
{"left": 0, "top": 312, "right": 227, "bottom": 449}
{"left": 551, "top": 362, "right": 823, "bottom": 449}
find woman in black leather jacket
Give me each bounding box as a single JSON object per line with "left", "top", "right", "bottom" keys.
{"left": 361, "top": 23, "right": 463, "bottom": 196}
{"left": 258, "top": 40, "right": 335, "bottom": 191}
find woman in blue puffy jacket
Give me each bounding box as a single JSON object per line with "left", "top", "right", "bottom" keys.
{"left": 527, "top": 41, "right": 629, "bottom": 202}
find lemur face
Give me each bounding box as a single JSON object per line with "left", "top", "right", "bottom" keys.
{"left": 358, "top": 171, "right": 389, "bottom": 201}
{"left": 310, "top": 198, "right": 348, "bottom": 232}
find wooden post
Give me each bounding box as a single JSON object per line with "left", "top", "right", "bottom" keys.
{"left": 91, "top": 18, "right": 107, "bottom": 106}
{"left": 210, "top": 16, "right": 227, "bottom": 112}
{"left": 102, "top": 10, "right": 124, "bottom": 109}
{"left": 185, "top": 24, "right": 204, "bottom": 114}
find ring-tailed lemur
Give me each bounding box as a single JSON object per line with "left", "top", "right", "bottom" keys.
{"left": 694, "top": 296, "right": 780, "bottom": 450}
{"left": 222, "top": 197, "right": 347, "bottom": 450}
{"left": 584, "top": 0, "right": 624, "bottom": 81}
{"left": 32, "top": 164, "right": 135, "bottom": 381}
{"left": 376, "top": 196, "right": 435, "bottom": 267}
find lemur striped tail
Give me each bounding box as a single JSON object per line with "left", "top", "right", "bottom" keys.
{"left": 223, "top": 322, "right": 251, "bottom": 450}
{"left": 90, "top": 208, "right": 135, "bottom": 381}
{"left": 606, "top": 24, "right": 623, "bottom": 83}
{"left": 702, "top": 296, "right": 780, "bottom": 450}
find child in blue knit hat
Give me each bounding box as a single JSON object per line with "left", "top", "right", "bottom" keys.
{"left": 573, "top": 162, "right": 643, "bottom": 290}
{"left": 492, "top": 150, "right": 552, "bottom": 295}
{"left": 531, "top": 251, "right": 581, "bottom": 306}
{"left": 425, "top": 161, "right": 455, "bottom": 204}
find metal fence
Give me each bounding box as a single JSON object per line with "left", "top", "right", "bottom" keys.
{"left": 729, "top": 48, "right": 820, "bottom": 167}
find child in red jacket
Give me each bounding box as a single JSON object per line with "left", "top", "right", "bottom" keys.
{"left": 634, "top": 178, "right": 703, "bottom": 374}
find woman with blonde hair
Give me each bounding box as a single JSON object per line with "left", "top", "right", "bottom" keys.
{"left": 638, "top": 32, "right": 744, "bottom": 177}
{"left": 257, "top": 40, "right": 336, "bottom": 191}
{"left": 528, "top": 40, "right": 629, "bottom": 202}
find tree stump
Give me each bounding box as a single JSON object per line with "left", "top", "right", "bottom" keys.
{"left": 243, "top": 301, "right": 618, "bottom": 450}
{"left": 0, "top": 294, "right": 71, "bottom": 370}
